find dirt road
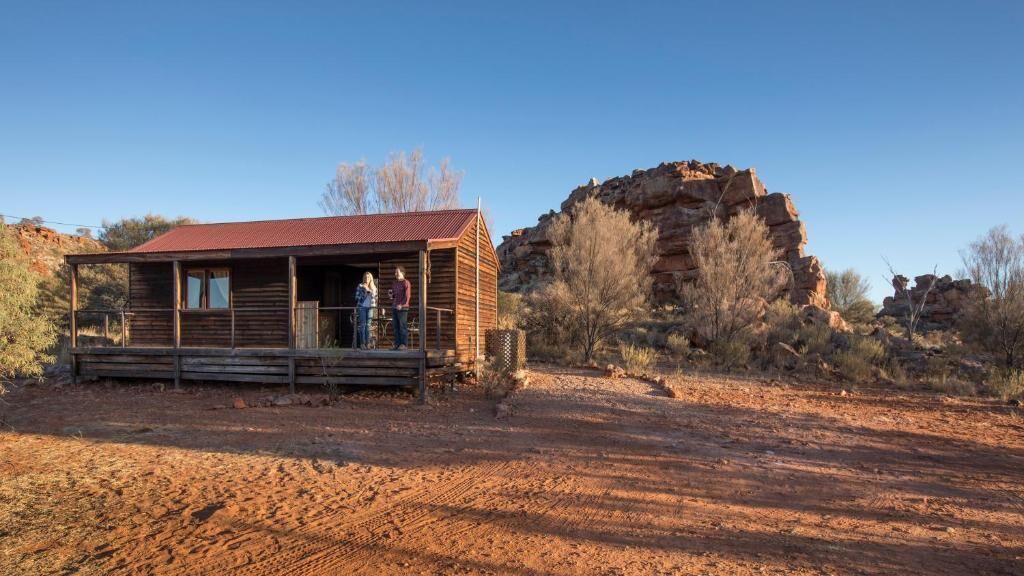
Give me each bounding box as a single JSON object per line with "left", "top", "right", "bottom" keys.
{"left": 1, "top": 368, "right": 1022, "bottom": 575}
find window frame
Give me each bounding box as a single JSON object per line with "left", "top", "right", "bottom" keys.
{"left": 182, "top": 267, "right": 232, "bottom": 310}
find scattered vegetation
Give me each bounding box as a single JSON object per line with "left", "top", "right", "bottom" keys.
{"left": 832, "top": 336, "right": 885, "bottom": 382}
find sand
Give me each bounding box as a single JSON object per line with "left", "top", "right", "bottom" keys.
{"left": 1, "top": 367, "right": 1022, "bottom": 575}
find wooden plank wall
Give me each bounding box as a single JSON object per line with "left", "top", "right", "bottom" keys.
{"left": 128, "top": 262, "right": 173, "bottom": 346}
{"left": 455, "top": 217, "right": 499, "bottom": 363}
{"left": 171, "top": 258, "right": 289, "bottom": 348}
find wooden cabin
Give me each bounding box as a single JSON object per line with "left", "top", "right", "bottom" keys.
{"left": 65, "top": 209, "right": 499, "bottom": 398}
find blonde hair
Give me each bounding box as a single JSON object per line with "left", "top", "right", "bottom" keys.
{"left": 363, "top": 271, "right": 376, "bottom": 293}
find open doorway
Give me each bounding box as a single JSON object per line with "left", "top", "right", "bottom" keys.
{"left": 297, "top": 262, "right": 378, "bottom": 348}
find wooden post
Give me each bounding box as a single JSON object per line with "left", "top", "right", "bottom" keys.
{"left": 418, "top": 250, "right": 428, "bottom": 402}
{"left": 172, "top": 261, "right": 181, "bottom": 389}
{"left": 288, "top": 256, "right": 297, "bottom": 394}
{"left": 69, "top": 263, "right": 78, "bottom": 384}
{"left": 475, "top": 198, "right": 480, "bottom": 367}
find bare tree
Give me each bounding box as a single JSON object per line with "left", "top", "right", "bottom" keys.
{"left": 319, "top": 160, "right": 372, "bottom": 215}
{"left": 883, "top": 258, "right": 939, "bottom": 341}
{"left": 532, "top": 197, "right": 659, "bottom": 362}
{"left": 375, "top": 149, "right": 430, "bottom": 213}
{"left": 320, "top": 148, "right": 463, "bottom": 215}
{"left": 429, "top": 157, "right": 463, "bottom": 210}
{"left": 959, "top": 226, "right": 1024, "bottom": 370}
{"left": 678, "top": 210, "right": 788, "bottom": 345}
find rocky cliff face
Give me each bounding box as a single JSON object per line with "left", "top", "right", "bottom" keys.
{"left": 6, "top": 223, "right": 104, "bottom": 276}
{"left": 878, "top": 274, "right": 987, "bottom": 332}
{"left": 496, "top": 160, "right": 828, "bottom": 307}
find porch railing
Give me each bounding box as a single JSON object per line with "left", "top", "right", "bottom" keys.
{"left": 71, "top": 305, "right": 455, "bottom": 351}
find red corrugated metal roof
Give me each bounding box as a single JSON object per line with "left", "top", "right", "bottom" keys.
{"left": 129, "top": 209, "right": 479, "bottom": 253}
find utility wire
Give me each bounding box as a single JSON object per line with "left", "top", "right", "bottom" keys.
{"left": 0, "top": 213, "right": 107, "bottom": 229}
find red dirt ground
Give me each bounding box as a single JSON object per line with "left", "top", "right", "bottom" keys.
{"left": 1, "top": 367, "right": 1022, "bottom": 575}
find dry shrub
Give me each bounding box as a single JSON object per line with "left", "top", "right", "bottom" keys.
{"left": 881, "top": 357, "right": 909, "bottom": 388}
{"left": 959, "top": 226, "right": 1024, "bottom": 371}
{"left": 929, "top": 377, "right": 977, "bottom": 397}
{"left": 478, "top": 356, "right": 516, "bottom": 398}
{"left": 665, "top": 333, "right": 691, "bottom": 359}
{"left": 497, "top": 291, "right": 522, "bottom": 330}
{"left": 826, "top": 268, "right": 876, "bottom": 325}
{"left": 985, "top": 369, "right": 1024, "bottom": 401}
{"left": 619, "top": 343, "right": 657, "bottom": 375}
{"left": 531, "top": 197, "right": 658, "bottom": 363}
{"left": 521, "top": 282, "right": 581, "bottom": 363}
{"left": 710, "top": 339, "right": 751, "bottom": 371}
{"left": 764, "top": 300, "right": 802, "bottom": 345}
{"left": 833, "top": 336, "right": 885, "bottom": 382}
{"left": 679, "top": 210, "right": 787, "bottom": 347}
{"left": 796, "top": 323, "right": 833, "bottom": 357}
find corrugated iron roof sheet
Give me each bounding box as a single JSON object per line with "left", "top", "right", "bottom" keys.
{"left": 129, "top": 209, "right": 479, "bottom": 253}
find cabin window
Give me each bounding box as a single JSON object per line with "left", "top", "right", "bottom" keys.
{"left": 184, "top": 268, "right": 230, "bottom": 309}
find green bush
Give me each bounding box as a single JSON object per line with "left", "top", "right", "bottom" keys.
{"left": 619, "top": 343, "right": 657, "bottom": 375}
{"left": 0, "top": 223, "right": 57, "bottom": 388}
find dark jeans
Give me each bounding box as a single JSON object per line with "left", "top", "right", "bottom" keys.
{"left": 357, "top": 307, "right": 371, "bottom": 348}
{"left": 392, "top": 308, "right": 408, "bottom": 348}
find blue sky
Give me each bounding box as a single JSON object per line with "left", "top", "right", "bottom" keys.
{"left": 1, "top": 1, "right": 1021, "bottom": 302}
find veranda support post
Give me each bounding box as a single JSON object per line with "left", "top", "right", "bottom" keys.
{"left": 69, "top": 263, "right": 78, "bottom": 384}
{"left": 418, "top": 249, "right": 428, "bottom": 402}
{"left": 287, "top": 255, "right": 297, "bottom": 394}
{"left": 172, "top": 260, "right": 181, "bottom": 389}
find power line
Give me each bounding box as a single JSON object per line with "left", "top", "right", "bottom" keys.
{"left": 0, "top": 213, "right": 105, "bottom": 228}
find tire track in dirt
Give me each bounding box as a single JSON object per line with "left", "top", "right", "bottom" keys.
{"left": 218, "top": 460, "right": 512, "bottom": 576}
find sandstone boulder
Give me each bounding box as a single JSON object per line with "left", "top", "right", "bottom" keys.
{"left": 803, "top": 304, "right": 849, "bottom": 332}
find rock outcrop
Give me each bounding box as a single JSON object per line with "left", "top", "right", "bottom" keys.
{"left": 878, "top": 274, "right": 987, "bottom": 332}
{"left": 5, "top": 222, "right": 104, "bottom": 277}
{"left": 497, "top": 160, "right": 828, "bottom": 307}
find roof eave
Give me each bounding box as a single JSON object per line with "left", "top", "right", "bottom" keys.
{"left": 65, "top": 239, "right": 432, "bottom": 265}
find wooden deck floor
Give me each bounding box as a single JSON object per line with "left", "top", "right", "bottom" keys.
{"left": 72, "top": 346, "right": 459, "bottom": 389}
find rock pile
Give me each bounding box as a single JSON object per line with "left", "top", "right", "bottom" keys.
{"left": 496, "top": 160, "right": 828, "bottom": 307}
{"left": 878, "top": 274, "right": 987, "bottom": 332}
